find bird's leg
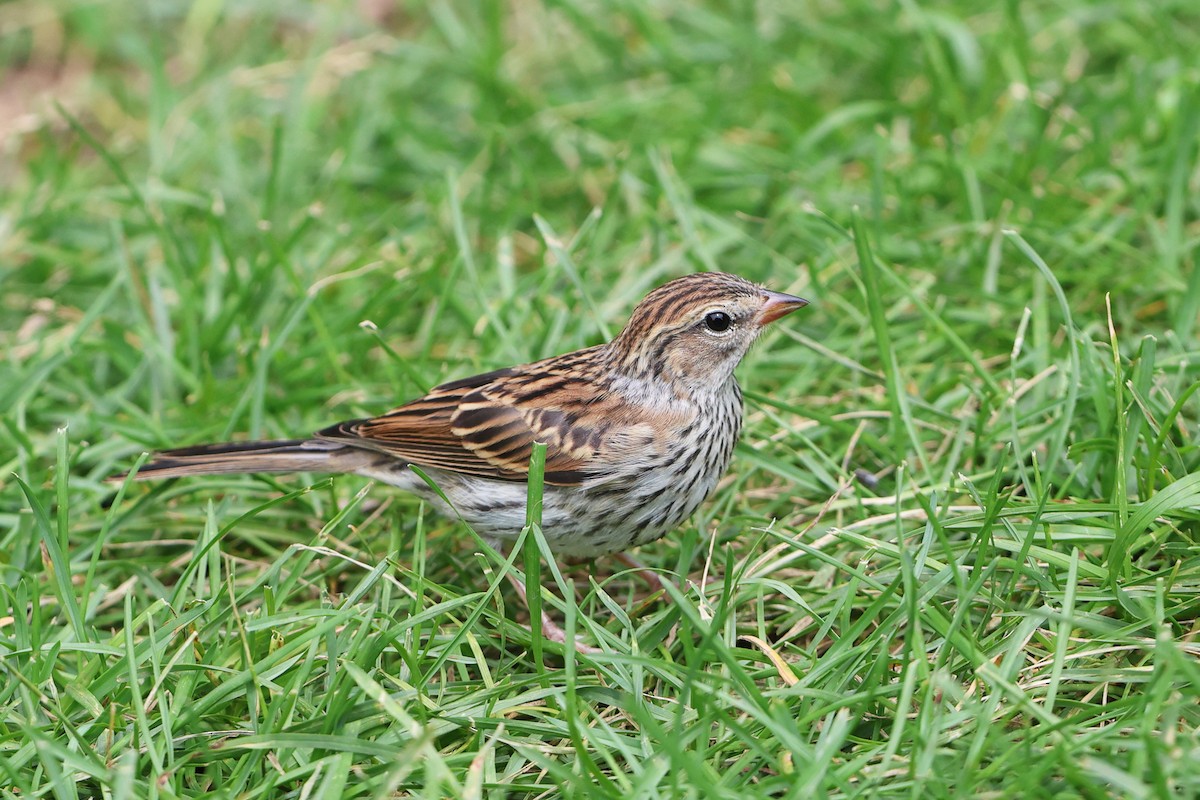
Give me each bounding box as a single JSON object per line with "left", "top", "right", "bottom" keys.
{"left": 614, "top": 551, "right": 672, "bottom": 594}
{"left": 504, "top": 571, "right": 600, "bottom": 654}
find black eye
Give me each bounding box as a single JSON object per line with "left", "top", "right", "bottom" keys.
{"left": 704, "top": 311, "right": 732, "bottom": 332}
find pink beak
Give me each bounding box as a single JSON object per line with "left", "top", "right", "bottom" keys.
{"left": 757, "top": 290, "right": 809, "bottom": 325}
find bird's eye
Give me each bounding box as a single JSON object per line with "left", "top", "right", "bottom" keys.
{"left": 703, "top": 311, "right": 733, "bottom": 333}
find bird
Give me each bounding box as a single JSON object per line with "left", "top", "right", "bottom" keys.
{"left": 116, "top": 272, "right": 808, "bottom": 645}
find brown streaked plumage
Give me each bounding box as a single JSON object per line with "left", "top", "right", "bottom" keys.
{"left": 117, "top": 272, "right": 807, "bottom": 642}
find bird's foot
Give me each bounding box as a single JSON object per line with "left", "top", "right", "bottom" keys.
{"left": 505, "top": 571, "right": 599, "bottom": 654}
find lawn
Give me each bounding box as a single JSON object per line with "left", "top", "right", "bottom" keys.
{"left": 2, "top": 1, "right": 1198, "bottom": 797}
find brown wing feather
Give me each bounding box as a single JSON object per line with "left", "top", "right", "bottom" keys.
{"left": 315, "top": 348, "right": 637, "bottom": 487}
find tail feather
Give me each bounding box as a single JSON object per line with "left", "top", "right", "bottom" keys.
{"left": 113, "top": 439, "right": 371, "bottom": 482}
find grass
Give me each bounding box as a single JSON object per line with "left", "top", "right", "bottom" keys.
{"left": 2, "top": 0, "right": 1199, "bottom": 797}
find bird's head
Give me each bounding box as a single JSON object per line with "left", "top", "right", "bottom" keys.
{"left": 609, "top": 272, "right": 808, "bottom": 394}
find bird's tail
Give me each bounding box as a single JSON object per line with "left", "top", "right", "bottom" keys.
{"left": 112, "top": 439, "right": 373, "bottom": 482}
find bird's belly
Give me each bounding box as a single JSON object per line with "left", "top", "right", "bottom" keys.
{"left": 359, "top": 456, "right": 728, "bottom": 559}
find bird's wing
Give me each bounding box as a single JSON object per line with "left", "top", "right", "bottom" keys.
{"left": 315, "top": 350, "right": 673, "bottom": 487}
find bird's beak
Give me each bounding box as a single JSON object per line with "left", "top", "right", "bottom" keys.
{"left": 757, "top": 290, "right": 809, "bottom": 325}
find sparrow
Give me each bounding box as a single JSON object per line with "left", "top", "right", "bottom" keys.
{"left": 117, "top": 272, "right": 807, "bottom": 643}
